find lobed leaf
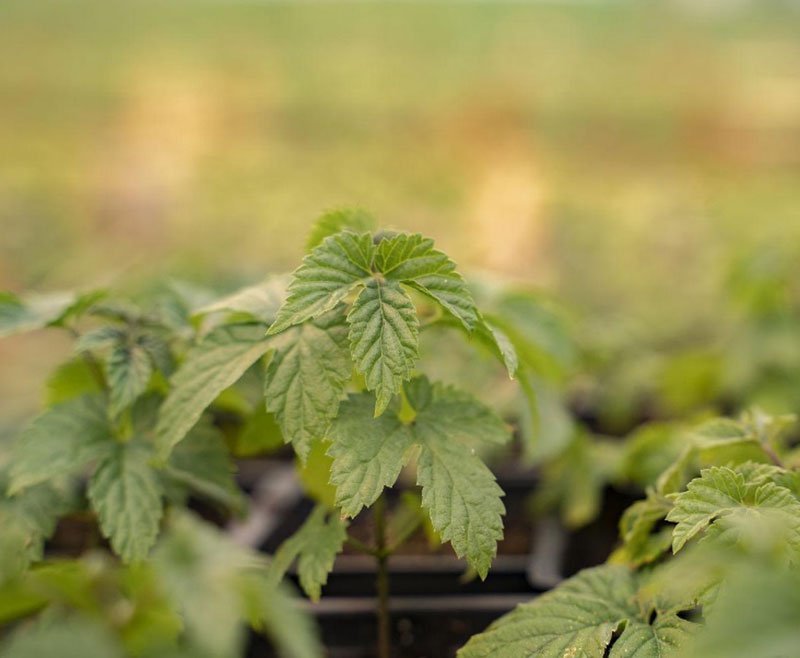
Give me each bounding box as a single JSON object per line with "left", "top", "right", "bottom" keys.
{"left": 264, "top": 308, "right": 352, "bottom": 461}
{"left": 375, "top": 232, "right": 478, "bottom": 332}
{"left": 268, "top": 232, "right": 374, "bottom": 335}
{"left": 165, "top": 422, "right": 242, "bottom": 512}
{"left": 268, "top": 505, "right": 347, "bottom": 602}
{"left": 88, "top": 443, "right": 164, "bottom": 563}
{"left": 10, "top": 395, "right": 112, "bottom": 494}
{"left": 326, "top": 394, "right": 415, "bottom": 517}
{"left": 348, "top": 278, "right": 419, "bottom": 416}
{"left": 667, "top": 466, "right": 800, "bottom": 554}
{"left": 459, "top": 565, "right": 694, "bottom": 658}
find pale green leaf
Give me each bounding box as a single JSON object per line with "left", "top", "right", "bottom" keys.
{"left": 264, "top": 308, "right": 351, "bottom": 460}
{"left": 296, "top": 440, "right": 337, "bottom": 510}
{"left": 268, "top": 232, "right": 374, "bottom": 335}
{"left": 375, "top": 232, "right": 478, "bottom": 332}
{"left": 610, "top": 493, "right": 674, "bottom": 567}
{"left": 327, "top": 394, "right": 415, "bottom": 517}
{"left": 459, "top": 565, "right": 694, "bottom": 658}
{"left": 44, "top": 358, "right": 102, "bottom": 406}
{"left": 667, "top": 466, "right": 800, "bottom": 553}
{"left": 155, "top": 324, "right": 272, "bottom": 459}
{"left": 305, "top": 208, "right": 376, "bottom": 251}
{"left": 0, "top": 290, "right": 104, "bottom": 338}
{"left": 107, "top": 342, "right": 153, "bottom": 417}
{"left": 477, "top": 318, "right": 518, "bottom": 378}
{"left": 165, "top": 422, "right": 242, "bottom": 512}
{"left": 239, "top": 572, "right": 323, "bottom": 658}
{"left": 348, "top": 278, "right": 419, "bottom": 416}
{"left": 268, "top": 505, "right": 347, "bottom": 602}
{"left": 0, "top": 616, "right": 125, "bottom": 658}
{"left": 153, "top": 512, "right": 259, "bottom": 657}
{"left": 233, "top": 407, "right": 284, "bottom": 457}
{"left": 0, "top": 477, "right": 74, "bottom": 582}
{"left": 194, "top": 276, "right": 289, "bottom": 325}
{"left": 10, "top": 395, "right": 112, "bottom": 494}
{"left": 88, "top": 443, "right": 164, "bottom": 562}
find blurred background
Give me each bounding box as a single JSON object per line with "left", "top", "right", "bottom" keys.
{"left": 2, "top": 0, "right": 800, "bottom": 430}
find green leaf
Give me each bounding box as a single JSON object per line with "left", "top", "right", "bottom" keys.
{"left": 268, "top": 505, "right": 347, "bottom": 602}
{"left": 0, "top": 289, "right": 104, "bottom": 338}
{"left": 194, "top": 276, "right": 289, "bottom": 326}
{"left": 155, "top": 324, "right": 272, "bottom": 459}
{"left": 74, "top": 326, "right": 124, "bottom": 353}
{"left": 0, "top": 479, "right": 74, "bottom": 582}
{"left": 296, "top": 440, "right": 338, "bottom": 510}
{"left": 239, "top": 572, "right": 323, "bottom": 658}
{"left": 233, "top": 407, "right": 284, "bottom": 457}
{"left": 410, "top": 379, "right": 511, "bottom": 447}
{"left": 476, "top": 318, "right": 518, "bottom": 378}
{"left": 459, "top": 565, "right": 694, "bottom": 658}
{"left": 44, "top": 358, "right": 102, "bottom": 406}
{"left": 88, "top": 443, "right": 164, "bottom": 562}
{"left": 327, "top": 394, "right": 415, "bottom": 517}
{"left": 666, "top": 466, "right": 800, "bottom": 554}
{"left": 0, "top": 616, "right": 125, "bottom": 658}
{"left": 416, "top": 429, "right": 504, "bottom": 580}
{"left": 268, "top": 232, "right": 374, "bottom": 335}
{"left": 405, "top": 378, "right": 510, "bottom": 577}
{"left": 153, "top": 512, "right": 257, "bottom": 657}
{"left": 306, "top": 208, "right": 376, "bottom": 251}
{"left": 610, "top": 493, "right": 674, "bottom": 567}
{"left": 10, "top": 396, "right": 112, "bottom": 494}
{"left": 348, "top": 278, "right": 419, "bottom": 416}
{"left": 107, "top": 342, "right": 153, "bottom": 417}
{"left": 166, "top": 422, "right": 242, "bottom": 512}
{"left": 375, "top": 233, "right": 478, "bottom": 332}
{"left": 264, "top": 308, "right": 352, "bottom": 461}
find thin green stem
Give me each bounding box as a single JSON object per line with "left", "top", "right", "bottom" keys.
{"left": 374, "top": 496, "right": 391, "bottom": 658}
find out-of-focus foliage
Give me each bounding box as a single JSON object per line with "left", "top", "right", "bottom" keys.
{"left": 464, "top": 410, "right": 800, "bottom": 657}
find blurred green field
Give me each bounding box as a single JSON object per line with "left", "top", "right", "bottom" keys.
{"left": 1, "top": 0, "right": 800, "bottom": 423}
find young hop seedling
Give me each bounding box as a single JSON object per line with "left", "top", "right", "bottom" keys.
{"left": 0, "top": 210, "right": 529, "bottom": 657}
{"left": 460, "top": 411, "right": 800, "bottom": 658}
{"left": 238, "top": 212, "right": 517, "bottom": 658}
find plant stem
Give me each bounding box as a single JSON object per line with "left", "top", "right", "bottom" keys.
{"left": 374, "top": 496, "right": 391, "bottom": 658}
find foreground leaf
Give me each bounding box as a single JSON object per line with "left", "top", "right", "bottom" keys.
{"left": 156, "top": 324, "right": 272, "bottom": 459}
{"left": 327, "top": 394, "right": 415, "bottom": 517}
{"left": 0, "top": 616, "right": 125, "bottom": 658}
{"left": 348, "top": 279, "right": 419, "bottom": 416}
{"left": 459, "top": 565, "right": 694, "bottom": 658}
{"left": 264, "top": 309, "right": 351, "bottom": 460}
{"left": 240, "top": 573, "right": 323, "bottom": 658}
{"left": 268, "top": 506, "right": 347, "bottom": 601}
{"left": 10, "top": 396, "right": 112, "bottom": 494}
{"left": 268, "top": 232, "right": 374, "bottom": 335}
{"left": 88, "top": 443, "right": 164, "bottom": 562}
